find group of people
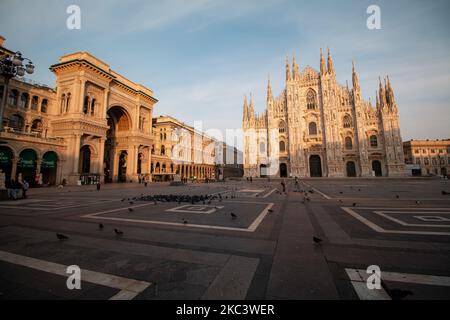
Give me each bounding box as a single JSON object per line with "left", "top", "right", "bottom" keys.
{"left": 5, "top": 179, "right": 29, "bottom": 200}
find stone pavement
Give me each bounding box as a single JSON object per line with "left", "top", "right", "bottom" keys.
{"left": 0, "top": 178, "right": 449, "bottom": 299}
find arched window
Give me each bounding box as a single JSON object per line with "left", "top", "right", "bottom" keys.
{"left": 83, "top": 96, "right": 89, "bottom": 114}
{"left": 31, "top": 119, "right": 43, "bottom": 133}
{"left": 90, "top": 98, "right": 96, "bottom": 116}
{"left": 343, "top": 115, "right": 352, "bottom": 128}
{"left": 66, "top": 93, "right": 71, "bottom": 112}
{"left": 307, "top": 89, "right": 317, "bottom": 110}
{"left": 60, "top": 94, "right": 66, "bottom": 114}
{"left": 309, "top": 122, "right": 318, "bottom": 135}
{"left": 280, "top": 141, "right": 286, "bottom": 152}
{"left": 30, "top": 96, "right": 38, "bottom": 111}
{"left": 20, "top": 93, "right": 29, "bottom": 109}
{"left": 279, "top": 120, "right": 286, "bottom": 133}
{"left": 161, "top": 145, "right": 165, "bottom": 156}
{"left": 370, "top": 135, "right": 378, "bottom": 148}
{"left": 9, "top": 114, "right": 24, "bottom": 131}
{"left": 41, "top": 99, "right": 48, "bottom": 113}
{"left": 345, "top": 137, "right": 353, "bottom": 150}
{"left": 8, "top": 89, "right": 18, "bottom": 106}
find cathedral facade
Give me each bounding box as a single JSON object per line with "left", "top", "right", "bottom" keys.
{"left": 242, "top": 49, "right": 405, "bottom": 178}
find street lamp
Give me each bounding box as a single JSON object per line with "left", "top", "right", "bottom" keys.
{"left": 0, "top": 51, "right": 35, "bottom": 131}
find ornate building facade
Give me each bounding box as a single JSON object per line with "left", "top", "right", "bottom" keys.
{"left": 243, "top": 49, "right": 405, "bottom": 178}
{"left": 151, "top": 115, "right": 216, "bottom": 182}
{"left": 403, "top": 139, "right": 450, "bottom": 177}
{"left": 0, "top": 37, "right": 217, "bottom": 186}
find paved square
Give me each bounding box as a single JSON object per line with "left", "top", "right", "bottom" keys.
{"left": 0, "top": 178, "right": 449, "bottom": 300}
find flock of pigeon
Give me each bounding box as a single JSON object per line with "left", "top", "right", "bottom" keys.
{"left": 55, "top": 187, "right": 450, "bottom": 247}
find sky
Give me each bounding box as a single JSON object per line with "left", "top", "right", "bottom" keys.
{"left": 1, "top": 0, "right": 449, "bottom": 143}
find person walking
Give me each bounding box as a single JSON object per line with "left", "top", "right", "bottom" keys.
{"left": 22, "top": 180, "right": 29, "bottom": 199}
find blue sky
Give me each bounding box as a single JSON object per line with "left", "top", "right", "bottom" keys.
{"left": 1, "top": 0, "right": 449, "bottom": 141}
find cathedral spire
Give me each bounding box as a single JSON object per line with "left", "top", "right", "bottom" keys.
{"left": 386, "top": 75, "right": 397, "bottom": 110}
{"left": 320, "top": 48, "right": 326, "bottom": 75}
{"left": 285, "top": 55, "right": 291, "bottom": 81}
{"left": 352, "top": 61, "right": 360, "bottom": 93}
{"left": 376, "top": 91, "right": 380, "bottom": 111}
{"left": 379, "top": 77, "right": 387, "bottom": 110}
{"left": 267, "top": 75, "right": 273, "bottom": 102}
{"left": 327, "top": 48, "right": 335, "bottom": 74}
{"left": 243, "top": 95, "right": 249, "bottom": 122}
{"left": 292, "top": 54, "right": 300, "bottom": 80}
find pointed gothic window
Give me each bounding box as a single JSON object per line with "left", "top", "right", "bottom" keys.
{"left": 309, "top": 122, "right": 318, "bottom": 135}
{"left": 345, "top": 137, "right": 353, "bottom": 150}
{"left": 307, "top": 89, "right": 317, "bottom": 110}
{"left": 279, "top": 120, "right": 286, "bottom": 133}
{"left": 343, "top": 115, "right": 352, "bottom": 128}
{"left": 370, "top": 135, "right": 378, "bottom": 148}
{"left": 280, "top": 141, "right": 286, "bottom": 152}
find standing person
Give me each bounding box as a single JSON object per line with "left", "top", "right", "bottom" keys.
{"left": 22, "top": 180, "right": 29, "bottom": 199}
{"left": 281, "top": 180, "right": 286, "bottom": 193}
{"left": 294, "top": 176, "right": 299, "bottom": 192}
{"left": 250, "top": 176, "right": 253, "bottom": 183}
{"left": 96, "top": 182, "right": 101, "bottom": 191}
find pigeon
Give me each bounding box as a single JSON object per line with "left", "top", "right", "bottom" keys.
{"left": 231, "top": 212, "right": 237, "bottom": 220}
{"left": 339, "top": 191, "right": 343, "bottom": 194}
{"left": 358, "top": 189, "right": 361, "bottom": 192}
{"left": 183, "top": 219, "right": 188, "bottom": 225}
{"left": 313, "top": 236, "right": 323, "bottom": 244}
{"left": 416, "top": 200, "right": 421, "bottom": 205}
{"left": 338, "top": 200, "right": 343, "bottom": 203}
{"left": 388, "top": 289, "right": 413, "bottom": 300}
{"left": 114, "top": 228, "right": 124, "bottom": 236}
{"left": 121, "top": 198, "right": 125, "bottom": 202}
{"left": 442, "top": 191, "right": 449, "bottom": 195}
{"left": 268, "top": 209, "right": 274, "bottom": 213}
{"left": 128, "top": 208, "right": 134, "bottom": 212}
{"left": 56, "top": 233, "right": 69, "bottom": 241}
{"left": 129, "top": 201, "right": 134, "bottom": 205}
{"left": 98, "top": 223, "right": 104, "bottom": 230}
{"left": 352, "top": 203, "right": 357, "bottom": 207}
{"left": 396, "top": 195, "right": 400, "bottom": 199}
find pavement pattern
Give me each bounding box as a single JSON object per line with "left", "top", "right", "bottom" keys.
{"left": 0, "top": 178, "right": 449, "bottom": 300}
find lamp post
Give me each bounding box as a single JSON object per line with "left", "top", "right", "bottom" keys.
{"left": 0, "top": 51, "right": 35, "bottom": 131}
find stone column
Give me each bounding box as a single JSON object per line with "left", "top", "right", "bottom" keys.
{"left": 11, "top": 158, "right": 18, "bottom": 179}
{"left": 97, "top": 138, "right": 105, "bottom": 181}
{"left": 72, "top": 134, "right": 81, "bottom": 173}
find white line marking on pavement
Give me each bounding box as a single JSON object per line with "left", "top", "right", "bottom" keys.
{"left": 262, "top": 189, "right": 277, "bottom": 198}
{"left": 342, "top": 207, "right": 450, "bottom": 236}
{"left": 82, "top": 202, "right": 274, "bottom": 233}
{"left": 374, "top": 211, "right": 450, "bottom": 228}
{"left": 301, "top": 182, "right": 332, "bottom": 199}
{"left": 0, "top": 250, "right": 151, "bottom": 300}
{"left": 346, "top": 268, "right": 450, "bottom": 300}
